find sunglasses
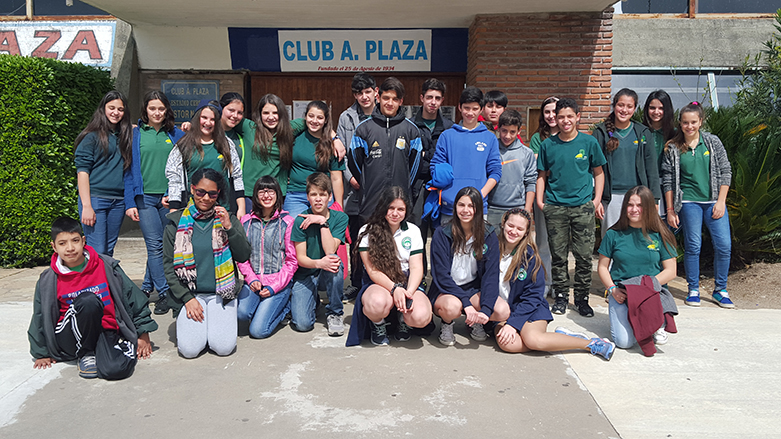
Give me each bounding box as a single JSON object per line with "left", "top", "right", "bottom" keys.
{"left": 194, "top": 188, "right": 220, "bottom": 199}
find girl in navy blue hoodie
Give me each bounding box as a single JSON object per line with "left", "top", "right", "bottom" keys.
{"left": 429, "top": 186, "right": 509, "bottom": 346}
{"left": 495, "top": 208, "right": 615, "bottom": 360}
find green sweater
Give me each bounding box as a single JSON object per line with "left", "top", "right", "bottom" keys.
{"left": 235, "top": 118, "right": 307, "bottom": 196}
{"left": 74, "top": 131, "right": 124, "bottom": 198}
{"left": 162, "top": 210, "right": 250, "bottom": 315}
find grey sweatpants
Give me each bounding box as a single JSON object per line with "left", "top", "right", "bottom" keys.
{"left": 176, "top": 294, "right": 237, "bottom": 358}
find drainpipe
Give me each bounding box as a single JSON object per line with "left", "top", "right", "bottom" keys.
{"left": 26, "top": 0, "right": 33, "bottom": 19}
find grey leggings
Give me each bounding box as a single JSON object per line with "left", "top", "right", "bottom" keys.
{"left": 176, "top": 294, "right": 237, "bottom": 358}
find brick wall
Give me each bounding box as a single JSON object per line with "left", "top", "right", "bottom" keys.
{"left": 467, "top": 10, "right": 613, "bottom": 136}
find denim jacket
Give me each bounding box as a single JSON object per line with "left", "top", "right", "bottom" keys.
{"left": 237, "top": 210, "right": 298, "bottom": 294}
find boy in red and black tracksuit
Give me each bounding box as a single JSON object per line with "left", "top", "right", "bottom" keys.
{"left": 28, "top": 217, "right": 157, "bottom": 379}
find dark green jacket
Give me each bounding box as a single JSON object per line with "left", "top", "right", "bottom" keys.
{"left": 28, "top": 255, "right": 157, "bottom": 361}
{"left": 593, "top": 121, "right": 661, "bottom": 202}
{"left": 162, "top": 209, "right": 250, "bottom": 316}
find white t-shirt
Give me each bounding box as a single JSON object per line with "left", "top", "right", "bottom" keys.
{"left": 451, "top": 236, "right": 478, "bottom": 286}
{"left": 358, "top": 221, "right": 424, "bottom": 275}
{"left": 498, "top": 253, "right": 513, "bottom": 301}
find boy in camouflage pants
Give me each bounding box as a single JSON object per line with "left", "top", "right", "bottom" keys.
{"left": 536, "top": 98, "right": 606, "bottom": 317}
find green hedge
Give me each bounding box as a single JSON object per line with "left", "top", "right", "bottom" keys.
{"left": 0, "top": 55, "right": 113, "bottom": 267}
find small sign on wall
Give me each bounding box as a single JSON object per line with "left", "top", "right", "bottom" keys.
{"left": 0, "top": 20, "right": 115, "bottom": 67}
{"left": 161, "top": 80, "right": 220, "bottom": 124}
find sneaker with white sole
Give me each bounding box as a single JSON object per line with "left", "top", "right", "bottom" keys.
{"left": 654, "top": 327, "right": 668, "bottom": 345}
{"left": 395, "top": 313, "right": 411, "bottom": 342}
{"left": 555, "top": 326, "right": 589, "bottom": 340}
{"left": 685, "top": 290, "right": 701, "bottom": 307}
{"left": 78, "top": 355, "right": 98, "bottom": 379}
{"left": 712, "top": 290, "right": 736, "bottom": 309}
{"left": 327, "top": 314, "right": 344, "bottom": 336}
{"left": 469, "top": 323, "right": 488, "bottom": 341}
{"left": 439, "top": 321, "right": 456, "bottom": 346}
{"left": 587, "top": 338, "right": 616, "bottom": 361}
{"left": 370, "top": 321, "right": 389, "bottom": 346}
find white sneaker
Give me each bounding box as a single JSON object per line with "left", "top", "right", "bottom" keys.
{"left": 327, "top": 314, "right": 344, "bottom": 336}
{"left": 439, "top": 321, "right": 455, "bottom": 346}
{"left": 469, "top": 323, "right": 488, "bottom": 341}
{"left": 653, "top": 327, "right": 668, "bottom": 345}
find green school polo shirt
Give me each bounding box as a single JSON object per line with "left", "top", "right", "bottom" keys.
{"left": 290, "top": 208, "right": 348, "bottom": 280}
{"left": 240, "top": 118, "right": 306, "bottom": 197}
{"left": 537, "top": 132, "right": 607, "bottom": 207}
{"left": 529, "top": 132, "right": 543, "bottom": 155}
{"left": 679, "top": 137, "right": 711, "bottom": 202}
{"left": 74, "top": 131, "right": 124, "bottom": 198}
{"left": 598, "top": 227, "right": 676, "bottom": 283}
{"left": 139, "top": 123, "right": 174, "bottom": 194}
{"left": 288, "top": 132, "right": 345, "bottom": 193}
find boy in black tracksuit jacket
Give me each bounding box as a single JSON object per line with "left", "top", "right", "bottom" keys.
{"left": 349, "top": 77, "right": 422, "bottom": 221}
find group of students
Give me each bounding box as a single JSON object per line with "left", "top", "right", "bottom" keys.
{"left": 28, "top": 72, "right": 733, "bottom": 380}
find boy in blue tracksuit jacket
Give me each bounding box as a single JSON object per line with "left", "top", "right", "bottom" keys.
{"left": 349, "top": 77, "right": 422, "bottom": 222}
{"left": 430, "top": 86, "right": 501, "bottom": 221}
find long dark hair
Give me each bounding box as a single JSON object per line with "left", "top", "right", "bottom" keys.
{"left": 75, "top": 90, "right": 132, "bottom": 170}
{"left": 665, "top": 102, "right": 705, "bottom": 155}
{"left": 603, "top": 88, "right": 639, "bottom": 153}
{"left": 354, "top": 186, "right": 409, "bottom": 284}
{"left": 219, "top": 92, "right": 245, "bottom": 131}
{"left": 611, "top": 185, "right": 677, "bottom": 255}
{"left": 251, "top": 175, "right": 283, "bottom": 218}
{"left": 305, "top": 100, "right": 333, "bottom": 171}
{"left": 190, "top": 167, "right": 227, "bottom": 205}
{"left": 451, "top": 186, "right": 486, "bottom": 261}
{"left": 140, "top": 90, "right": 175, "bottom": 132}
{"left": 535, "top": 96, "right": 559, "bottom": 141}
{"left": 177, "top": 103, "right": 233, "bottom": 173}
{"left": 253, "top": 94, "right": 293, "bottom": 170}
{"left": 643, "top": 90, "right": 675, "bottom": 142}
{"left": 498, "top": 208, "right": 543, "bottom": 284}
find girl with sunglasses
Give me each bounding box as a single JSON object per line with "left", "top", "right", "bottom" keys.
{"left": 163, "top": 168, "right": 250, "bottom": 358}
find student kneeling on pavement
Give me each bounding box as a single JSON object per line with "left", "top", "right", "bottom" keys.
{"left": 28, "top": 216, "right": 157, "bottom": 379}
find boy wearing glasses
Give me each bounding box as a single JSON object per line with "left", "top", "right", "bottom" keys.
{"left": 290, "top": 173, "right": 349, "bottom": 336}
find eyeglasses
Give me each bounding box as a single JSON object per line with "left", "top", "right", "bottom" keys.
{"left": 194, "top": 188, "right": 220, "bottom": 199}
{"left": 257, "top": 189, "right": 276, "bottom": 197}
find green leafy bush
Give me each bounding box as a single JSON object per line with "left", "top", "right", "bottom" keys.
{"left": 0, "top": 55, "right": 113, "bottom": 267}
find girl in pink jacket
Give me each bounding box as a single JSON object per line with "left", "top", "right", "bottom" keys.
{"left": 236, "top": 176, "right": 298, "bottom": 338}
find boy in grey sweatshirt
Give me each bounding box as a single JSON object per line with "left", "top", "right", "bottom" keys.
{"left": 487, "top": 110, "right": 537, "bottom": 226}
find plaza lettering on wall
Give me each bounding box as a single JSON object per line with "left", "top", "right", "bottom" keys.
{"left": 0, "top": 21, "right": 115, "bottom": 67}
{"left": 278, "top": 30, "right": 431, "bottom": 72}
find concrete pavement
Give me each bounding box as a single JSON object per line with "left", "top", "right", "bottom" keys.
{"left": 1, "top": 237, "right": 779, "bottom": 438}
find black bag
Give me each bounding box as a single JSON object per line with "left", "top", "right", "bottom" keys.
{"left": 95, "top": 331, "right": 137, "bottom": 380}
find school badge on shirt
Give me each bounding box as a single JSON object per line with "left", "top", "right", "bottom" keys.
{"left": 475, "top": 141, "right": 486, "bottom": 152}
{"left": 575, "top": 149, "right": 586, "bottom": 160}
{"left": 402, "top": 237, "right": 412, "bottom": 250}
{"left": 395, "top": 138, "right": 407, "bottom": 150}
{"left": 647, "top": 239, "right": 660, "bottom": 252}
{"left": 517, "top": 268, "right": 527, "bottom": 281}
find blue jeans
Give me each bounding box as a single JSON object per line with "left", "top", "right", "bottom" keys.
{"left": 608, "top": 295, "right": 636, "bottom": 349}
{"left": 290, "top": 264, "right": 344, "bottom": 332}
{"left": 136, "top": 194, "right": 170, "bottom": 296}
{"left": 679, "top": 202, "right": 731, "bottom": 292}
{"left": 236, "top": 283, "right": 292, "bottom": 338}
{"left": 78, "top": 196, "right": 124, "bottom": 257}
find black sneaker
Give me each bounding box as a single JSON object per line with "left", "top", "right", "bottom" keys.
{"left": 575, "top": 299, "right": 594, "bottom": 318}
{"left": 343, "top": 285, "right": 359, "bottom": 302}
{"left": 370, "top": 322, "right": 389, "bottom": 346}
{"left": 154, "top": 296, "right": 170, "bottom": 315}
{"left": 551, "top": 296, "right": 567, "bottom": 315}
{"left": 143, "top": 289, "right": 154, "bottom": 300}
{"left": 395, "top": 314, "right": 411, "bottom": 342}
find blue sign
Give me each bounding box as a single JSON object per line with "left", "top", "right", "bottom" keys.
{"left": 161, "top": 80, "right": 220, "bottom": 124}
